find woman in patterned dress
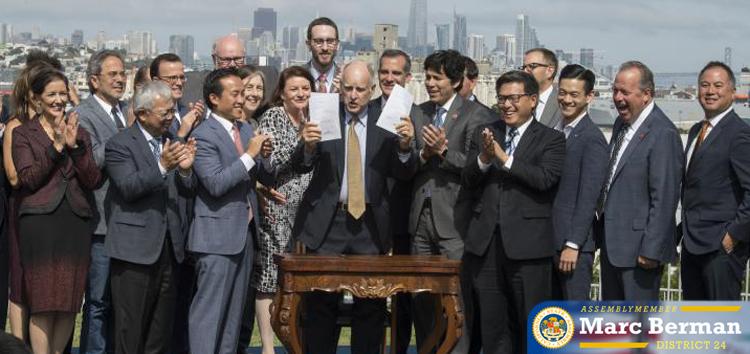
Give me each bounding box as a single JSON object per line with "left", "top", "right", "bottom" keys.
{"left": 251, "top": 66, "right": 315, "bottom": 354}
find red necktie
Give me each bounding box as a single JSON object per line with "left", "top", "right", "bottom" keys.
{"left": 318, "top": 73, "right": 328, "bottom": 93}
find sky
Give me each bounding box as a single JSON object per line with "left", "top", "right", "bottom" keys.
{"left": 3, "top": 0, "right": 749, "bottom": 73}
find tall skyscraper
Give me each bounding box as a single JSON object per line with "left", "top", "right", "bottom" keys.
{"left": 283, "top": 26, "right": 301, "bottom": 59}
{"left": 0, "top": 23, "right": 9, "bottom": 45}
{"left": 237, "top": 27, "right": 252, "bottom": 46}
{"left": 127, "top": 31, "right": 155, "bottom": 57}
{"left": 170, "top": 35, "right": 195, "bottom": 66}
{"left": 515, "top": 14, "right": 530, "bottom": 65}
{"left": 725, "top": 47, "right": 733, "bottom": 69}
{"left": 407, "top": 0, "right": 427, "bottom": 49}
{"left": 453, "top": 12, "right": 467, "bottom": 55}
{"left": 71, "top": 30, "right": 83, "bottom": 47}
{"left": 373, "top": 24, "right": 399, "bottom": 52}
{"left": 580, "top": 48, "right": 594, "bottom": 69}
{"left": 467, "top": 34, "right": 485, "bottom": 61}
{"left": 436, "top": 24, "right": 450, "bottom": 50}
{"left": 253, "top": 8, "right": 277, "bottom": 40}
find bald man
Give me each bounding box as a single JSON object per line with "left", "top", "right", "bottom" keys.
{"left": 180, "top": 35, "right": 248, "bottom": 106}
{"left": 294, "top": 61, "right": 417, "bottom": 354}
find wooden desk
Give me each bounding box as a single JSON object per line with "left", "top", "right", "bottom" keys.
{"left": 270, "top": 254, "right": 463, "bottom": 354}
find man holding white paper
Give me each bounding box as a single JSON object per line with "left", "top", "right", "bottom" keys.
{"left": 409, "top": 49, "right": 495, "bottom": 354}
{"left": 291, "top": 60, "right": 417, "bottom": 354}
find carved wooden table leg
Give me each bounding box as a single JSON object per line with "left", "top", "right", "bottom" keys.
{"left": 435, "top": 294, "right": 463, "bottom": 354}
{"left": 271, "top": 291, "right": 303, "bottom": 354}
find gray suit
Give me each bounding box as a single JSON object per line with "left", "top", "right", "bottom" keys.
{"left": 76, "top": 94, "right": 127, "bottom": 353}
{"left": 537, "top": 86, "right": 562, "bottom": 128}
{"left": 188, "top": 115, "right": 274, "bottom": 354}
{"left": 409, "top": 94, "right": 494, "bottom": 354}
{"left": 77, "top": 95, "right": 127, "bottom": 235}
{"left": 596, "top": 104, "right": 683, "bottom": 300}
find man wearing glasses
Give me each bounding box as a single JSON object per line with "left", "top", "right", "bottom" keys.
{"left": 181, "top": 35, "right": 246, "bottom": 113}
{"left": 77, "top": 49, "right": 130, "bottom": 354}
{"left": 150, "top": 53, "right": 205, "bottom": 139}
{"left": 522, "top": 48, "right": 561, "bottom": 128}
{"left": 305, "top": 17, "right": 341, "bottom": 93}
{"left": 461, "top": 70, "right": 565, "bottom": 354}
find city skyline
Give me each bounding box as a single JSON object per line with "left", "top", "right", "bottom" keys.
{"left": 2, "top": 0, "right": 749, "bottom": 72}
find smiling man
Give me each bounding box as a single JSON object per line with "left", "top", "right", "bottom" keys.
{"left": 461, "top": 70, "right": 565, "bottom": 354}
{"left": 679, "top": 61, "right": 750, "bottom": 300}
{"left": 150, "top": 53, "right": 205, "bottom": 140}
{"left": 304, "top": 17, "right": 341, "bottom": 93}
{"left": 551, "top": 65, "right": 608, "bottom": 301}
{"left": 77, "top": 49, "right": 129, "bottom": 354}
{"left": 595, "top": 61, "right": 683, "bottom": 301}
{"left": 408, "top": 49, "right": 494, "bottom": 354}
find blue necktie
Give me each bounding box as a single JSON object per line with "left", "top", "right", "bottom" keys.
{"left": 149, "top": 138, "right": 162, "bottom": 163}
{"left": 433, "top": 107, "right": 447, "bottom": 128}
{"left": 504, "top": 127, "right": 518, "bottom": 155}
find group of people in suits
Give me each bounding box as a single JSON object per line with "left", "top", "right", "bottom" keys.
{"left": 0, "top": 15, "right": 748, "bottom": 354}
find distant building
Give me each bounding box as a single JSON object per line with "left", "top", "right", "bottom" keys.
{"left": 0, "top": 23, "right": 11, "bottom": 45}
{"left": 282, "top": 26, "right": 300, "bottom": 60}
{"left": 514, "top": 14, "right": 539, "bottom": 65}
{"left": 407, "top": 0, "right": 427, "bottom": 49}
{"left": 436, "top": 24, "right": 450, "bottom": 50}
{"left": 253, "top": 7, "right": 277, "bottom": 40}
{"left": 467, "top": 34, "right": 485, "bottom": 61}
{"left": 71, "top": 30, "right": 83, "bottom": 47}
{"left": 725, "top": 47, "right": 732, "bottom": 70}
{"left": 373, "top": 24, "right": 399, "bottom": 53}
{"left": 237, "top": 27, "right": 252, "bottom": 46}
{"left": 127, "top": 31, "right": 156, "bottom": 58}
{"left": 453, "top": 13, "right": 467, "bottom": 54}
{"left": 170, "top": 35, "right": 195, "bottom": 66}
{"left": 580, "top": 48, "right": 594, "bottom": 69}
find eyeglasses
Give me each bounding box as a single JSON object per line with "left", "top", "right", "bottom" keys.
{"left": 147, "top": 108, "right": 176, "bottom": 120}
{"left": 214, "top": 55, "right": 246, "bottom": 66}
{"left": 310, "top": 38, "right": 338, "bottom": 48}
{"left": 518, "top": 63, "right": 550, "bottom": 71}
{"left": 496, "top": 94, "right": 532, "bottom": 104}
{"left": 158, "top": 75, "right": 187, "bottom": 84}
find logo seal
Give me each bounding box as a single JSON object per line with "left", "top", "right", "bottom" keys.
{"left": 533, "top": 306, "right": 575, "bottom": 349}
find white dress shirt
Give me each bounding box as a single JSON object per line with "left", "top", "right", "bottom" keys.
{"left": 137, "top": 122, "right": 167, "bottom": 175}
{"left": 93, "top": 94, "right": 126, "bottom": 127}
{"left": 554, "top": 111, "right": 587, "bottom": 139}
{"left": 477, "top": 116, "right": 534, "bottom": 171}
{"left": 606, "top": 101, "right": 654, "bottom": 188}
{"left": 419, "top": 94, "right": 456, "bottom": 163}
{"left": 686, "top": 106, "right": 733, "bottom": 166}
{"left": 309, "top": 63, "right": 337, "bottom": 93}
{"left": 212, "top": 113, "right": 255, "bottom": 171}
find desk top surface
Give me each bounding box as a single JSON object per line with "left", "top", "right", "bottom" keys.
{"left": 275, "top": 254, "right": 460, "bottom": 274}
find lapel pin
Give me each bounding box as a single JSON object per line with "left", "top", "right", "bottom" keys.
{"left": 639, "top": 132, "right": 647, "bottom": 140}
{"left": 451, "top": 113, "right": 458, "bottom": 120}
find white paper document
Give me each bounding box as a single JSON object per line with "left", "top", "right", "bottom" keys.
{"left": 309, "top": 93, "right": 341, "bottom": 141}
{"left": 376, "top": 84, "right": 414, "bottom": 135}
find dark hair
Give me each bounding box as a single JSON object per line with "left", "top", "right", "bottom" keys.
{"left": 271, "top": 66, "right": 315, "bottom": 107}
{"left": 463, "top": 56, "right": 479, "bottom": 80}
{"left": 379, "top": 49, "right": 411, "bottom": 74}
{"left": 29, "top": 66, "right": 69, "bottom": 118}
{"left": 618, "top": 60, "right": 655, "bottom": 94}
{"left": 12, "top": 62, "right": 57, "bottom": 122}
{"left": 26, "top": 50, "right": 63, "bottom": 71}
{"left": 86, "top": 49, "right": 124, "bottom": 93}
{"left": 150, "top": 53, "right": 182, "bottom": 79}
{"left": 0, "top": 332, "right": 32, "bottom": 354}
{"left": 525, "top": 47, "right": 559, "bottom": 78}
{"left": 699, "top": 61, "right": 736, "bottom": 89}
{"left": 495, "top": 70, "right": 539, "bottom": 96}
{"left": 134, "top": 64, "right": 151, "bottom": 92}
{"left": 307, "top": 17, "right": 339, "bottom": 40}
{"left": 559, "top": 64, "right": 596, "bottom": 94}
{"left": 424, "top": 50, "right": 465, "bottom": 91}
{"left": 203, "top": 67, "right": 241, "bottom": 110}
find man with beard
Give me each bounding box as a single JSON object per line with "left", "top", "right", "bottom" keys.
{"left": 305, "top": 17, "right": 341, "bottom": 93}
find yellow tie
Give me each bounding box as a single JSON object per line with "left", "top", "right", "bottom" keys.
{"left": 347, "top": 114, "right": 365, "bottom": 219}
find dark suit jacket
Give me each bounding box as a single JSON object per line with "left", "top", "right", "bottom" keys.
{"left": 681, "top": 110, "right": 750, "bottom": 267}
{"left": 552, "top": 115, "right": 608, "bottom": 252}
{"left": 12, "top": 119, "right": 102, "bottom": 219}
{"left": 409, "top": 95, "right": 495, "bottom": 241}
{"left": 597, "top": 105, "right": 683, "bottom": 267}
{"left": 291, "top": 101, "right": 417, "bottom": 252}
{"left": 461, "top": 118, "right": 566, "bottom": 258}
{"left": 104, "top": 124, "right": 197, "bottom": 265}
